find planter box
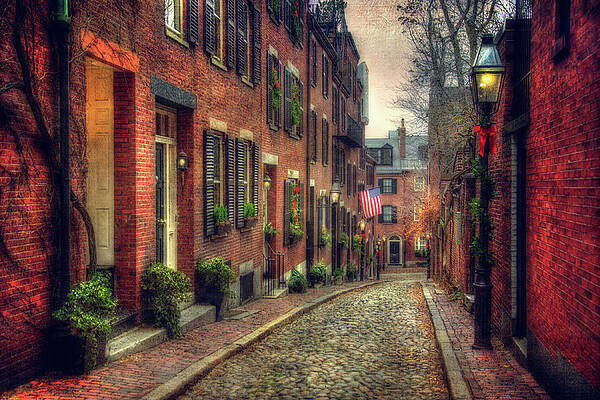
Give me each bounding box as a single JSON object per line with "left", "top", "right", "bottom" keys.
{"left": 53, "top": 330, "right": 107, "bottom": 374}
{"left": 215, "top": 221, "right": 232, "bottom": 235}
{"left": 244, "top": 217, "right": 258, "bottom": 229}
{"left": 195, "top": 275, "right": 228, "bottom": 320}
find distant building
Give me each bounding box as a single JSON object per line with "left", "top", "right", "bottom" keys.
{"left": 358, "top": 62, "right": 369, "bottom": 125}
{"left": 366, "top": 120, "right": 428, "bottom": 267}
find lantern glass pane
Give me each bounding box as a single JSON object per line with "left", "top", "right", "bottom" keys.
{"left": 475, "top": 44, "right": 501, "bottom": 67}
{"left": 476, "top": 71, "right": 501, "bottom": 103}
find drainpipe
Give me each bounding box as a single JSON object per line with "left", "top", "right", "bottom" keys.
{"left": 53, "top": 0, "right": 71, "bottom": 308}
{"left": 305, "top": 20, "right": 312, "bottom": 267}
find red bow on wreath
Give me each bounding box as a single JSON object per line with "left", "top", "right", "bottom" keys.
{"left": 474, "top": 125, "right": 497, "bottom": 158}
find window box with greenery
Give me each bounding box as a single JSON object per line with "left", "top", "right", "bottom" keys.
{"left": 264, "top": 221, "right": 279, "bottom": 242}
{"left": 53, "top": 272, "right": 117, "bottom": 374}
{"left": 352, "top": 234, "right": 363, "bottom": 255}
{"left": 339, "top": 232, "right": 349, "bottom": 249}
{"left": 243, "top": 202, "right": 258, "bottom": 228}
{"left": 142, "top": 262, "right": 191, "bottom": 338}
{"left": 214, "top": 205, "right": 231, "bottom": 235}
{"left": 320, "top": 228, "right": 332, "bottom": 247}
{"left": 196, "top": 257, "right": 236, "bottom": 319}
{"left": 415, "top": 249, "right": 427, "bottom": 258}
{"left": 308, "top": 262, "right": 327, "bottom": 287}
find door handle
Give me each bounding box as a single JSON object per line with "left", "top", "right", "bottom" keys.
{"left": 157, "top": 219, "right": 166, "bottom": 225}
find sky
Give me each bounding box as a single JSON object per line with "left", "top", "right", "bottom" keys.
{"left": 344, "top": 0, "right": 418, "bottom": 138}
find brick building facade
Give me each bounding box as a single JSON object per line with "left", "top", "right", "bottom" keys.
{"left": 0, "top": 0, "right": 369, "bottom": 389}
{"left": 435, "top": 1, "right": 600, "bottom": 398}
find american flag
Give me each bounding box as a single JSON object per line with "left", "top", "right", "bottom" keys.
{"left": 359, "top": 187, "right": 382, "bottom": 218}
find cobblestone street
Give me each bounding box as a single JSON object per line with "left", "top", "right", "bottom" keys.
{"left": 179, "top": 280, "right": 449, "bottom": 400}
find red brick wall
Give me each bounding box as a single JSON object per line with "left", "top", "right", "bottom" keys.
{"left": 525, "top": 0, "right": 600, "bottom": 389}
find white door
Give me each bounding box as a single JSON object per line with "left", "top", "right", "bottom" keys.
{"left": 86, "top": 60, "right": 114, "bottom": 266}
{"left": 155, "top": 105, "right": 178, "bottom": 269}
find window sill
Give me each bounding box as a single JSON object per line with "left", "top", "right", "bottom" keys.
{"left": 242, "top": 76, "right": 254, "bottom": 88}
{"left": 269, "top": 123, "right": 280, "bottom": 132}
{"left": 166, "top": 27, "right": 189, "bottom": 48}
{"left": 268, "top": 13, "right": 281, "bottom": 26}
{"left": 211, "top": 57, "right": 228, "bottom": 71}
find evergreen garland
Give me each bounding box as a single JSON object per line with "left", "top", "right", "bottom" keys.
{"left": 469, "top": 157, "right": 496, "bottom": 267}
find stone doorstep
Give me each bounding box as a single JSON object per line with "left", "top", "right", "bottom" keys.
{"left": 106, "top": 304, "right": 216, "bottom": 363}
{"left": 262, "top": 286, "right": 289, "bottom": 299}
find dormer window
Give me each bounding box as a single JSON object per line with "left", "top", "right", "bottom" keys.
{"left": 366, "top": 145, "right": 392, "bottom": 166}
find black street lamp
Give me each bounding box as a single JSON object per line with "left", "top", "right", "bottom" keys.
{"left": 376, "top": 236, "right": 381, "bottom": 281}
{"left": 359, "top": 219, "right": 366, "bottom": 281}
{"left": 426, "top": 233, "right": 431, "bottom": 280}
{"left": 470, "top": 34, "right": 505, "bottom": 350}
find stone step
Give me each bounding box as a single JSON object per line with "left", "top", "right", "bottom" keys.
{"left": 109, "top": 308, "right": 138, "bottom": 340}
{"left": 263, "top": 286, "right": 288, "bottom": 299}
{"left": 106, "top": 303, "right": 215, "bottom": 363}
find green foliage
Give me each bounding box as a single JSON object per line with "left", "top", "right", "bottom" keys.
{"left": 332, "top": 267, "right": 344, "bottom": 282}
{"left": 291, "top": 83, "right": 301, "bottom": 127}
{"left": 339, "top": 232, "right": 349, "bottom": 249}
{"left": 469, "top": 198, "right": 483, "bottom": 221}
{"left": 289, "top": 183, "right": 303, "bottom": 239}
{"left": 142, "top": 263, "right": 191, "bottom": 338}
{"left": 244, "top": 202, "right": 257, "bottom": 218}
{"left": 214, "top": 205, "right": 228, "bottom": 223}
{"left": 264, "top": 222, "right": 279, "bottom": 235}
{"left": 345, "top": 263, "right": 358, "bottom": 281}
{"left": 352, "top": 234, "right": 363, "bottom": 254}
{"left": 288, "top": 268, "right": 307, "bottom": 293}
{"left": 320, "top": 229, "right": 331, "bottom": 246}
{"left": 309, "top": 262, "right": 327, "bottom": 284}
{"left": 271, "top": 65, "right": 281, "bottom": 110}
{"left": 450, "top": 287, "right": 463, "bottom": 301}
{"left": 471, "top": 157, "right": 484, "bottom": 177}
{"left": 415, "top": 249, "right": 427, "bottom": 257}
{"left": 196, "top": 257, "right": 237, "bottom": 294}
{"left": 54, "top": 272, "right": 117, "bottom": 371}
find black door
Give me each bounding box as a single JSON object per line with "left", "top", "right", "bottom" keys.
{"left": 155, "top": 142, "right": 165, "bottom": 263}
{"left": 390, "top": 241, "right": 400, "bottom": 265}
{"left": 332, "top": 206, "right": 339, "bottom": 270}
{"left": 306, "top": 186, "right": 315, "bottom": 270}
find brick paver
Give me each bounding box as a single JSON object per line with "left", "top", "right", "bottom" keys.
{"left": 427, "top": 282, "right": 551, "bottom": 400}
{"left": 2, "top": 281, "right": 368, "bottom": 400}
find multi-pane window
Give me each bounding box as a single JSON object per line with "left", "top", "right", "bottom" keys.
{"left": 311, "top": 39, "right": 318, "bottom": 86}
{"left": 311, "top": 110, "right": 318, "bottom": 162}
{"left": 284, "top": 68, "right": 304, "bottom": 137}
{"left": 382, "top": 205, "right": 393, "bottom": 223}
{"left": 381, "top": 148, "right": 392, "bottom": 165}
{"left": 415, "top": 237, "right": 427, "bottom": 251}
{"left": 244, "top": 141, "right": 252, "bottom": 202}
{"left": 213, "top": 136, "right": 224, "bottom": 206}
{"left": 366, "top": 165, "right": 374, "bottom": 186}
{"left": 413, "top": 203, "right": 421, "bottom": 221}
{"left": 266, "top": 52, "right": 282, "bottom": 129}
{"left": 381, "top": 178, "right": 393, "bottom": 194}
{"left": 213, "top": 0, "right": 224, "bottom": 60}
{"left": 322, "top": 55, "right": 329, "bottom": 98}
{"left": 165, "top": 0, "right": 183, "bottom": 33}
{"left": 414, "top": 176, "right": 425, "bottom": 192}
{"left": 341, "top": 96, "right": 346, "bottom": 132}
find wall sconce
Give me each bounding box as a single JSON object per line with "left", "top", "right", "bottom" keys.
{"left": 330, "top": 179, "right": 341, "bottom": 205}
{"left": 177, "top": 152, "right": 188, "bottom": 171}
{"left": 264, "top": 174, "right": 272, "bottom": 191}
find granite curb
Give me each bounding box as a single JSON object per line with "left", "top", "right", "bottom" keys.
{"left": 142, "top": 281, "right": 382, "bottom": 400}
{"left": 422, "top": 284, "right": 473, "bottom": 400}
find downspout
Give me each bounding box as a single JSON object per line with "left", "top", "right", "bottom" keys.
{"left": 305, "top": 18, "right": 312, "bottom": 267}
{"left": 53, "top": 0, "right": 71, "bottom": 307}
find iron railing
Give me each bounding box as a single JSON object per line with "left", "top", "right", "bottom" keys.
{"left": 511, "top": 16, "right": 531, "bottom": 120}
{"left": 263, "top": 242, "right": 285, "bottom": 296}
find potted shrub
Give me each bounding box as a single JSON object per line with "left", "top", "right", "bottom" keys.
{"left": 308, "top": 262, "right": 327, "bottom": 287}
{"left": 244, "top": 202, "right": 258, "bottom": 228}
{"left": 320, "top": 229, "right": 332, "bottom": 247}
{"left": 339, "top": 232, "right": 349, "bottom": 249}
{"left": 287, "top": 268, "right": 307, "bottom": 293}
{"left": 54, "top": 272, "right": 117, "bottom": 373}
{"left": 264, "top": 222, "right": 279, "bottom": 242}
{"left": 142, "top": 262, "right": 191, "bottom": 338}
{"left": 346, "top": 263, "right": 359, "bottom": 282}
{"left": 332, "top": 267, "right": 344, "bottom": 285}
{"left": 214, "top": 205, "right": 231, "bottom": 235}
{"left": 196, "top": 257, "right": 236, "bottom": 320}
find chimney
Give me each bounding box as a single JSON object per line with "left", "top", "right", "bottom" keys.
{"left": 398, "top": 118, "right": 406, "bottom": 158}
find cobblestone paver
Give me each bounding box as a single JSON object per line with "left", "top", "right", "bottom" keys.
{"left": 428, "top": 282, "right": 551, "bottom": 400}
{"left": 179, "top": 281, "right": 449, "bottom": 400}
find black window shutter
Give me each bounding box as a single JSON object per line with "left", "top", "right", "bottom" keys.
{"left": 204, "top": 0, "right": 216, "bottom": 55}
{"left": 353, "top": 165, "right": 357, "bottom": 195}
{"left": 317, "top": 198, "right": 323, "bottom": 240}
{"left": 236, "top": 0, "right": 248, "bottom": 76}
{"left": 321, "top": 118, "right": 325, "bottom": 165}
{"left": 284, "top": 67, "right": 291, "bottom": 132}
{"left": 378, "top": 178, "right": 383, "bottom": 190}
{"left": 392, "top": 179, "right": 397, "bottom": 194}
{"left": 204, "top": 132, "right": 217, "bottom": 236}
{"left": 188, "top": 0, "right": 199, "bottom": 44}
{"left": 226, "top": 0, "right": 236, "bottom": 68}
{"left": 225, "top": 136, "right": 235, "bottom": 224}
{"left": 284, "top": 180, "right": 291, "bottom": 245}
{"left": 253, "top": 143, "right": 259, "bottom": 212}
{"left": 322, "top": 54, "right": 326, "bottom": 97}
{"left": 236, "top": 138, "right": 246, "bottom": 228}
{"left": 252, "top": 6, "right": 262, "bottom": 83}
{"left": 326, "top": 197, "right": 331, "bottom": 230}
{"left": 266, "top": 52, "right": 273, "bottom": 125}
{"left": 312, "top": 40, "right": 317, "bottom": 85}
{"left": 378, "top": 210, "right": 383, "bottom": 224}
{"left": 276, "top": 60, "right": 282, "bottom": 127}
{"left": 277, "top": 0, "right": 283, "bottom": 23}
{"left": 284, "top": 0, "right": 291, "bottom": 32}
{"left": 326, "top": 121, "right": 329, "bottom": 165}
{"left": 332, "top": 143, "right": 337, "bottom": 184}
{"left": 299, "top": 181, "right": 304, "bottom": 226}
{"left": 347, "top": 163, "right": 351, "bottom": 196}
{"left": 392, "top": 206, "right": 398, "bottom": 224}
{"left": 298, "top": 80, "right": 304, "bottom": 137}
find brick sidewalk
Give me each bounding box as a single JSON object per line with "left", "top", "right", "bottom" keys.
{"left": 427, "top": 282, "right": 551, "bottom": 400}
{"left": 2, "top": 281, "right": 372, "bottom": 400}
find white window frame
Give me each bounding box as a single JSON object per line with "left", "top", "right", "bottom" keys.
{"left": 381, "top": 178, "right": 393, "bottom": 194}
{"left": 414, "top": 176, "right": 425, "bottom": 192}
{"left": 415, "top": 237, "right": 427, "bottom": 251}
{"left": 165, "top": 0, "right": 183, "bottom": 35}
